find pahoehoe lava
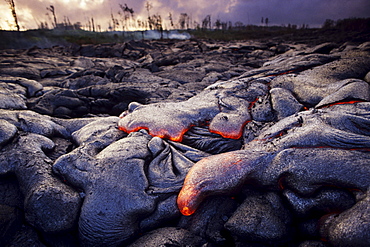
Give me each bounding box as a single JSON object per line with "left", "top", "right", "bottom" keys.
{"left": 1, "top": 35, "right": 370, "bottom": 247}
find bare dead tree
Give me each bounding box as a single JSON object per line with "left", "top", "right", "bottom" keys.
{"left": 38, "top": 21, "right": 48, "bottom": 30}
{"left": 202, "top": 15, "right": 211, "bottom": 30}
{"left": 221, "top": 21, "right": 228, "bottom": 30}
{"left": 4, "top": 0, "right": 20, "bottom": 31}
{"left": 46, "top": 5, "right": 57, "bottom": 28}
{"left": 234, "top": 21, "right": 244, "bottom": 30}
{"left": 87, "top": 19, "right": 91, "bottom": 31}
{"left": 110, "top": 10, "right": 119, "bottom": 31}
{"left": 228, "top": 21, "right": 232, "bottom": 30}
{"left": 145, "top": 1, "right": 153, "bottom": 30}
{"left": 74, "top": 22, "right": 82, "bottom": 30}
{"left": 215, "top": 19, "right": 221, "bottom": 30}
{"left": 119, "top": 3, "right": 134, "bottom": 31}
{"left": 150, "top": 14, "right": 163, "bottom": 38}
{"left": 322, "top": 19, "right": 335, "bottom": 29}
{"left": 145, "top": 1, "right": 152, "bottom": 17}
{"left": 168, "top": 13, "right": 174, "bottom": 29}
{"left": 91, "top": 17, "right": 95, "bottom": 32}
{"left": 179, "top": 13, "right": 189, "bottom": 29}
{"left": 45, "top": 13, "right": 52, "bottom": 28}
{"left": 63, "top": 16, "right": 67, "bottom": 27}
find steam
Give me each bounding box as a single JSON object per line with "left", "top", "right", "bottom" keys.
{"left": 143, "top": 30, "right": 191, "bottom": 39}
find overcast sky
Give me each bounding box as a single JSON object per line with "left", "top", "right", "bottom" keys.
{"left": 1, "top": 0, "right": 369, "bottom": 31}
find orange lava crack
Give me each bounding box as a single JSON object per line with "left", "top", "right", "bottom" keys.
{"left": 317, "top": 100, "right": 366, "bottom": 108}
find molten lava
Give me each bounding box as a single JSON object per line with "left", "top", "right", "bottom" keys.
{"left": 118, "top": 125, "right": 193, "bottom": 142}
{"left": 177, "top": 184, "right": 199, "bottom": 216}
{"left": 317, "top": 100, "right": 366, "bottom": 109}
{"left": 209, "top": 120, "right": 251, "bottom": 139}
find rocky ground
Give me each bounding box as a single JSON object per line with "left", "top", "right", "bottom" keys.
{"left": 0, "top": 35, "right": 370, "bottom": 247}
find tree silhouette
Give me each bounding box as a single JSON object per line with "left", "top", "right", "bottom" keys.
{"left": 322, "top": 19, "right": 335, "bottom": 29}
{"left": 179, "top": 13, "right": 189, "bottom": 29}
{"left": 234, "top": 21, "right": 244, "bottom": 30}
{"left": 38, "top": 21, "right": 48, "bottom": 30}
{"left": 4, "top": 0, "right": 19, "bottom": 31}
{"left": 110, "top": 10, "right": 119, "bottom": 31}
{"left": 145, "top": 1, "right": 153, "bottom": 29}
{"left": 202, "top": 15, "right": 211, "bottom": 30}
{"left": 91, "top": 17, "right": 95, "bottom": 32}
{"left": 215, "top": 19, "right": 221, "bottom": 30}
{"left": 168, "top": 13, "right": 174, "bottom": 28}
{"left": 46, "top": 5, "right": 57, "bottom": 28}
{"left": 119, "top": 3, "right": 134, "bottom": 31}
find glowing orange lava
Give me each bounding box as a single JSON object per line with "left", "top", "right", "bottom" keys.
{"left": 118, "top": 123, "right": 195, "bottom": 142}
{"left": 318, "top": 100, "right": 365, "bottom": 108}
{"left": 210, "top": 120, "right": 251, "bottom": 139}
{"left": 248, "top": 98, "right": 258, "bottom": 110}
{"left": 180, "top": 206, "right": 194, "bottom": 216}
{"left": 209, "top": 128, "right": 242, "bottom": 139}
{"left": 177, "top": 185, "right": 199, "bottom": 216}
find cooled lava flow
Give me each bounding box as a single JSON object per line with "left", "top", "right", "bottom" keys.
{"left": 118, "top": 88, "right": 263, "bottom": 141}
{"left": 177, "top": 102, "right": 370, "bottom": 216}
{"left": 177, "top": 151, "right": 266, "bottom": 216}
{"left": 118, "top": 99, "right": 220, "bottom": 142}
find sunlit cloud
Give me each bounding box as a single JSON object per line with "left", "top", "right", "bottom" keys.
{"left": 225, "top": 0, "right": 238, "bottom": 13}
{"left": 0, "top": 0, "right": 369, "bottom": 31}
{"left": 17, "top": 7, "right": 36, "bottom": 29}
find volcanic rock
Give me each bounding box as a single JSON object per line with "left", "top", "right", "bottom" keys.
{"left": 0, "top": 67, "right": 41, "bottom": 80}
{"left": 0, "top": 204, "right": 22, "bottom": 245}
{"left": 225, "top": 191, "right": 292, "bottom": 244}
{"left": 0, "top": 133, "right": 81, "bottom": 233}
{"left": 0, "top": 119, "right": 17, "bottom": 147}
{"left": 319, "top": 191, "right": 370, "bottom": 247}
{"left": 270, "top": 87, "right": 303, "bottom": 120}
{"left": 0, "top": 82, "right": 27, "bottom": 110}
{"left": 128, "top": 227, "right": 206, "bottom": 247}
{"left": 0, "top": 37, "right": 370, "bottom": 247}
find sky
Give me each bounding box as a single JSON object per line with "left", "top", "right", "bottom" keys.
{"left": 0, "top": 0, "right": 369, "bottom": 31}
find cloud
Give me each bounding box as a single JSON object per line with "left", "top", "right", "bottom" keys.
{"left": 231, "top": 0, "right": 370, "bottom": 26}
{"left": 0, "top": 0, "right": 369, "bottom": 30}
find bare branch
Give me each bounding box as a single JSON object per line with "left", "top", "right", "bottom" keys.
{"left": 4, "top": 0, "right": 20, "bottom": 31}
